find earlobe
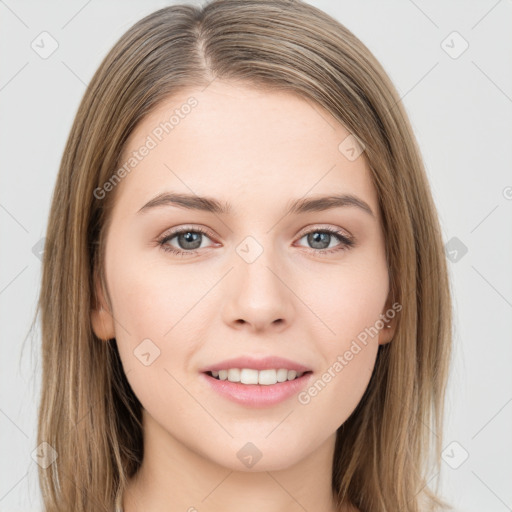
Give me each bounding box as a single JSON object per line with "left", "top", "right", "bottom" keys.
{"left": 378, "top": 296, "right": 397, "bottom": 345}
{"left": 91, "top": 305, "right": 116, "bottom": 341}
{"left": 378, "top": 322, "right": 394, "bottom": 345}
{"left": 90, "top": 272, "right": 115, "bottom": 341}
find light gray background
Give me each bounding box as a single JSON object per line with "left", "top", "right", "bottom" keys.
{"left": 1, "top": 1, "right": 511, "bottom": 511}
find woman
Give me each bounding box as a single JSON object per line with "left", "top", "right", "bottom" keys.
{"left": 35, "top": 0, "right": 453, "bottom": 510}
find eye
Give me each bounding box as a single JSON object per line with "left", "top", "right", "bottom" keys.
{"left": 157, "top": 226, "right": 216, "bottom": 257}
{"left": 295, "top": 226, "right": 355, "bottom": 256}
{"left": 156, "top": 225, "right": 355, "bottom": 257}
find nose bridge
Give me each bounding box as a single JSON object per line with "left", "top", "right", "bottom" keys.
{"left": 235, "top": 231, "right": 285, "bottom": 298}
{"left": 223, "top": 231, "right": 294, "bottom": 330}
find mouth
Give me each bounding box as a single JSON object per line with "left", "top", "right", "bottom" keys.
{"left": 204, "top": 368, "right": 313, "bottom": 385}
{"left": 201, "top": 369, "right": 314, "bottom": 408}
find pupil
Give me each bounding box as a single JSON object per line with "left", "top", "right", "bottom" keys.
{"left": 309, "top": 232, "right": 329, "bottom": 249}
{"left": 179, "top": 232, "right": 202, "bottom": 249}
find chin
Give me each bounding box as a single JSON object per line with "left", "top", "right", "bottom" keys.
{"left": 199, "top": 437, "right": 307, "bottom": 472}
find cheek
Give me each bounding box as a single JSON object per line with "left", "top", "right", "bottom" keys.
{"left": 107, "top": 261, "right": 202, "bottom": 428}
{"left": 291, "top": 259, "right": 386, "bottom": 428}
{"left": 293, "top": 339, "right": 379, "bottom": 452}
{"left": 105, "top": 243, "right": 211, "bottom": 388}
{"left": 106, "top": 242, "right": 207, "bottom": 339}
{"left": 302, "top": 257, "right": 389, "bottom": 344}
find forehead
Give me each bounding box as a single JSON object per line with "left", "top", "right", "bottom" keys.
{"left": 114, "top": 80, "right": 379, "bottom": 218}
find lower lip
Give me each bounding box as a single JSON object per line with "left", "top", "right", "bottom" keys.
{"left": 200, "top": 372, "right": 313, "bottom": 408}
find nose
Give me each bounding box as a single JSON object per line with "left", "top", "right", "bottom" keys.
{"left": 221, "top": 242, "right": 295, "bottom": 333}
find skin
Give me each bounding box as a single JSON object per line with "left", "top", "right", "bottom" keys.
{"left": 91, "top": 79, "right": 396, "bottom": 512}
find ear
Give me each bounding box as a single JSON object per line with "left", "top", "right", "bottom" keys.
{"left": 378, "top": 296, "right": 398, "bottom": 346}
{"left": 90, "top": 269, "right": 115, "bottom": 341}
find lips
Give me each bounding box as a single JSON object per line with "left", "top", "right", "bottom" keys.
{"left": 199, "top": 355, "right": 314, "bottom": 407}
{"left": 200, "top": 370, "right": 313, "bottom": 408}
{"left": 199, "top": 355, "right": 312, "bottom": 373}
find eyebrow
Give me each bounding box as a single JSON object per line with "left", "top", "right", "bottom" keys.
{"left": 137, "top": 192, "right": 375, "bottom": 218}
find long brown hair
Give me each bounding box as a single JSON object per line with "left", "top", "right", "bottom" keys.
{"left": 35, "top": 1, "right": 453, "bottom": 510}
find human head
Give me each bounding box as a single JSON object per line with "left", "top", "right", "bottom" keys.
{"left": 36, "top": 1, "right": 452, "bottom": 511}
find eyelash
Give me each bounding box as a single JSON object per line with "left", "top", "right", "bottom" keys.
{"left": 156, "top": 225, "right": 355, "bottom": 258}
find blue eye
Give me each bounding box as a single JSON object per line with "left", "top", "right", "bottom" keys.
{"left": 157, "top": 226, "right": 214, "bottom": 257}
{"left": 296, "top": 227, "right": 355, "bottom": 255}
{"left": 157, "top": 226, "right": 355, "bottom": 257}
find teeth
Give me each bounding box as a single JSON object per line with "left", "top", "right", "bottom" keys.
{"left": 228, "top": 368, "right": 240, "bottom": 382}
{"left": 241, "top": 368, "right": 259, "bottom": 384}
{"left": 210, "top": 368, "right": 305, "bottom": 385}
{"left": 276, "top": 368, "right": 288, "bottom": 382}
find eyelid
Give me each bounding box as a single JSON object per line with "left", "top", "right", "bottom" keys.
{"left": 160, "top": 224, "right": 216, "bottom": 239}
{"left": 296, "top": 223, "right": 352, "bottom": 240}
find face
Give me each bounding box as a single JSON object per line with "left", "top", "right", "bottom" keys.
{"left": 91, "top": 80, "right": 395, "bottom": 472}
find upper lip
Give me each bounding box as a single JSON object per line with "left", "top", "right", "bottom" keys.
{"left": 200, "top": 356, "right": 312, "bottom": 373}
